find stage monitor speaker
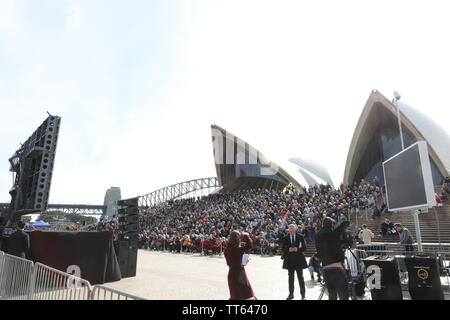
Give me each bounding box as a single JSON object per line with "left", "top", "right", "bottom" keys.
{"left": 362, "top": 256, "right": 403, "bottom": 300}
{"left": 405, "top": 256, "right": 444, "bottom": 300}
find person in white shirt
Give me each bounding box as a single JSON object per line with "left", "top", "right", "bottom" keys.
{"left": 359, "top": 224, "right": 374, "bottom": 245}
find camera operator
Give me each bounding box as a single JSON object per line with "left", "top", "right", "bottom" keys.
{"left": 315, "top": 217, "right": 350, "bottom": 300}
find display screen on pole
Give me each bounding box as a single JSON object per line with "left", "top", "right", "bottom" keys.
{"left": 382, "top": 141, "right": 436, "bottom": 211}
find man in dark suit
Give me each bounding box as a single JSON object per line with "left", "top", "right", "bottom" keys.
{"left": 282, "top": 224, "right": 307, "bottom": 300}
{"left": 8, "top": 221, "right": 30, "bottom": 258}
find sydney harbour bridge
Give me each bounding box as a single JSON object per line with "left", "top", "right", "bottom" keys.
{"left": 0, "top": 177, "right": 219, "bottom": 217}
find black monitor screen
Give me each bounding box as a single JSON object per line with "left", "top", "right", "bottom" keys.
{"left": 384, "top": 144, "right": 427, "bottom": 210}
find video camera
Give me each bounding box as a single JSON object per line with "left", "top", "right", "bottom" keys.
{"left": 341, "top": 229, "right": 355, "bottom": 249}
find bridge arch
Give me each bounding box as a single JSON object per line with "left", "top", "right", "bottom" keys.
{"left": 138, "top": 177, "right": 219, "bottom": 208}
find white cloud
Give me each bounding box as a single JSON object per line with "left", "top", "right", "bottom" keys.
{"left": 0, "top": 0, "right": 24, "bottom": 37}
{"left": 66, "top": 5, "right": 81, "bottom": 31}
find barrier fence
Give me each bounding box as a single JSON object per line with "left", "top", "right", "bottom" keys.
{"left": 148, "top": 238, "right": 226, "bottom": 256}
{"left": 30, "top": 263, "right": 92, "bottom": 300}
{"left": 0, "top": 252, "right": 34, "bottom": 300}
{"left": 91, "top": 285, "right": 146, "bottom": 300}
{"left": 0, "top": 251, "right": 145, "bottom": 300}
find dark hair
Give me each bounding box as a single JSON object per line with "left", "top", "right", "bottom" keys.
{"left": 17, "top": 221, "right": 26, "bottom": 229}
{"left": 322, "top": 217, "right": 335, "bottom": 229}
{"left": 394, "top": 223, "right": 402, "bottom": 228}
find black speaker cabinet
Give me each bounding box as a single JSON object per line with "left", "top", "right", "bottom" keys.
{"left": 405, "top": 256, "right": 444, "bottom": 300}
{"left": 127, "top": 249, "right": 138, "bottom": 277}
{"left": 117, "top": 197, "right": 139, "bottom": 207}
{"left": 118, "top": 214, "right": 139, "bottom": 224}
{"left": 118, "top": 241, "right": 129, "bottom": 277}
{"left": 118, "top": 206, "right": 139, "bottom": 215}
{"left": 119, "top": 223, "right": 139, "bottom": 233}
{"left": 362, "top": 256, "right": 403, "bottom": 300}
{"left": 117, "top": 240, "right": 138, "bottom": 278}
{"left": 118, "top": 232, "right": 139, "bottom": 241}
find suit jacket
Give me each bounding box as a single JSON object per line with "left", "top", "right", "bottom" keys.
{"left": 8, "top": 230, "right": 30, "bottom": 258}
{"left": 282, "top": 232, "right": 307, "bottom": 270}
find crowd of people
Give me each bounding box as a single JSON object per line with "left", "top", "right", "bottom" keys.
{"left": 89, "top": 174, "right": 450, "bottom": 258}
{"left": 438, "top": 176, "right": 450, "bottom": 204}
{"left": 89, "top": 175, "right": 450, "bottom": 257}
{"left": 123, "top": 177, "right": 385, "bottom": 255}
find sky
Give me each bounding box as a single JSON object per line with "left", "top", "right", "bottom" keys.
{"left": 1, "top": 0, "right": 450, "bottom": 205}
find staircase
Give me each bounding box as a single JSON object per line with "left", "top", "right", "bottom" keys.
{"left": 300, "top": 203, "right": 450, "bottom": 257}
{"left": 348, "top": 203, "right": 450, "bottom": 252}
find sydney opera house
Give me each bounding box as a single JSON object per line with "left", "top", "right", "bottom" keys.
{"left": 211, "top": 90, "right": 450, "bottom": 193}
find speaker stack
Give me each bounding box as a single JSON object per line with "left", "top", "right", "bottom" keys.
{"left": 117, "top": 197, "right": 139, "bottom": 278}
{"left": 5, "top": 115, "right": 61, "bottom": 222}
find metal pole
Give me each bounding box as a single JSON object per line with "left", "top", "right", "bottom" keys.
{"left": 433, "top": 207, "right": 442, "bottom": 250}
{"left": 413, "top": 210, "right": 423, "bottom": 253}
{"left": 394, "top": 95, "right": 405, "bottom": 150}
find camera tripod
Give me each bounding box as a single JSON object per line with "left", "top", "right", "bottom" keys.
{"left": 318, "top": 249, "right": 367, "bottom": 300}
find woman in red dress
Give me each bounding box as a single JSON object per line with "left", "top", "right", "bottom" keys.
{"left": 224, "top": 230, "right": 256, "bottom": 300}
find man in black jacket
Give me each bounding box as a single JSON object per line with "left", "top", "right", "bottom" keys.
{"left": 8, "top": 221, "right": 30, "bottom": 258}
{"left": 315, "top": 217, "right": 350, "bottom": 300}
{"left": 282, "top": 224, "right": 307, "bottom": 300}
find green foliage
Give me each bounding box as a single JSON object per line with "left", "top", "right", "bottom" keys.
{"left": 39, "top": 210, "right": 98, "bottom": 225}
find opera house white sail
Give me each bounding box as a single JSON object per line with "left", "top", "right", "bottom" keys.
{"left": 288, "top": 157, "right": 335, "bottom": 188}
{"left": 211, "top": 124, "right": 305, "bottom": 192}
{"left": 344, "top": 90, "right": 450, "bottom": 187}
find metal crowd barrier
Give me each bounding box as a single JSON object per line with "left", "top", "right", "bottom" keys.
{"left": 0, "top": 252, "right": 34, "bottom": 300}
{"left": 30, "top": 263, "right": 92, "bottom": 300}
{"left": 357, "top": 243, "right": 390, "bottom": 256}
{"left": 345, "top": 249, "right": 368, "bottom": 278}
{"left": 91, "top": 285, "right": 146, "bottom": 300}
{"left": 0, "top": 250, "right": 145, "bottom": 300}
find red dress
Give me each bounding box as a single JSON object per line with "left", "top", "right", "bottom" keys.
{"left": 224, "top": 234, "right": 254, "bottom": 300}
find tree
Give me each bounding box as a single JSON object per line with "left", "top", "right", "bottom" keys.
{"left": 39, "top": 210, "right": 98, "bottom": 225}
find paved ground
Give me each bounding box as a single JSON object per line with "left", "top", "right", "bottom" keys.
{"left": 104, "top": 250, "right": 450, "bottom": 300}
{"left": 104, "top": 250, "right": 329, "bottom": 300}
